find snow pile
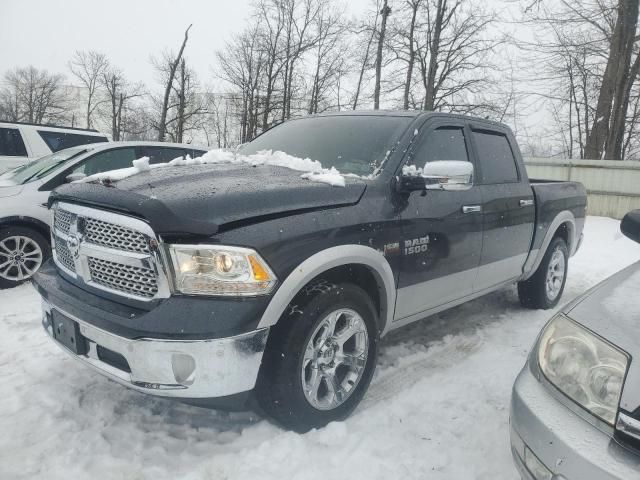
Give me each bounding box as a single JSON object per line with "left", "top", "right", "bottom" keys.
{"left": 402, "top": 164, "right": 423, "bottom": 176}
{"left": 2, "top": 217, "right": 638, "bottom": 479}
{"left": 80, "top": 149, "right": 347, "bottom": 187}
{"left": 301, "top": 167, "right": 346, "bottom": 187}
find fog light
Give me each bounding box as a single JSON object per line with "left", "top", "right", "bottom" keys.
{"left": 524, "top": 446, "right": 552, "bottom": 480}
{"left": 172, "top": 353, "right": 196, "bottom": 386}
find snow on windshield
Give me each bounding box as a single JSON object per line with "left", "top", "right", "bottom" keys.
{"left": 78, "top": 149, "right": 347, "bottom": 187}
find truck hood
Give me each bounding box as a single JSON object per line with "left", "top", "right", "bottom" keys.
{"left": 50, "top": 163, "right": 367, "bottom": 237}
{"left": 564, "top": 261, "right": 640, "bottom": 413}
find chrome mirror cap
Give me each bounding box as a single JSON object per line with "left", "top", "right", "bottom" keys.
{"left": 422, "top": 160, "right": 473, "bottom": 191}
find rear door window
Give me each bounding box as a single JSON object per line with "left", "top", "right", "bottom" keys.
{"left": 472, "top": 131, "right": 519, "bottom": 184}
{"left": 38, "top": 130, "right": 108, "bottom": 152}
{"left": 0, "top": 128, "right": 28, "bottom": 157}
{"left": 71, "top": 148, "right": 137, "bottom": 176}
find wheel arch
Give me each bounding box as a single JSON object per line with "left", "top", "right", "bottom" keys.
{"left": 257, "top": 245, "right": 396, "bottom": 336}
{"left": 0, "top": 216, "right": 51, "bottom": 245}
{"left": 522, "top": 210, "right": 576, "bottom": 281}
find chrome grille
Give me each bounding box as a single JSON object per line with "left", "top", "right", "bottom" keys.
{"left": 88, "top": 257, "right": 158, "bottom": 298}
{"left": 54, "top": 209, "right": 74, "bottom": 234}
{"left": 51, "top": 202, "right": 169, "bottom": 302}
{"left": 85, "top": 218, "right": 150, "bottom": 254}
{"left": 54, "top": 236, "right": 76, "bottom": 273}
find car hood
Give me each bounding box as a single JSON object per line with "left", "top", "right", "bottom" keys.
{"left": 565, "top": 261, "right": 640, "bottom": 413}
{"left": 50, "top": 163, "right": 367, "bottom": 237}
{"left": 0, "top": 182, "right": 23, "bottom": 197}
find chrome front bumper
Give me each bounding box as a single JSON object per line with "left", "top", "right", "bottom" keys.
{"left": 41, "top": 298, "right": 269, "bottom": 399}
{"left": 510, "top": 364, "right": 640, "bottom": 479}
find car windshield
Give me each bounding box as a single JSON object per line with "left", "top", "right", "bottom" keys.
{"left": 10, "top": 146, "right": 89, "bottom": 184}
{"left": 239, "top": 115, "right": 413, "bottom": 176}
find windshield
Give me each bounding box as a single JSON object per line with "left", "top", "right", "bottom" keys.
{"left": 9, "top": 146, "right": 89, "bottom": 184}
{"left": 239, "top": 115, "right": 413, "bottom": 176}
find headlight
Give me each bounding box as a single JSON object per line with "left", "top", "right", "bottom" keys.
{"left": 169, "top": 245, "right": 277, "bottom": 296}
{"left": 538, "top": 314, "right": 629, "bottom": 425}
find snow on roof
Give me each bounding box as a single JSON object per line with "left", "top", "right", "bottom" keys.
{"left": 78, "top": 149, "right": 347, "bottom": 187}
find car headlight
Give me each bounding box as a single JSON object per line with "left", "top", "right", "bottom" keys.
{"left": 169, "top": 245, "right": 277, "bottom": 296}
{"left": 538, "top": 314, "right": 629, "bottom": 425}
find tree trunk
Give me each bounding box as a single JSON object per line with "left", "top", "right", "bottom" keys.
{"left": 373, "top": 0, "right": 391, "bottom": 110}
{"left": 403, "top": 1, "right": 419, "bottom": 110}
{"left": 157, "top": 24, "right": 192, "bottom": 142}
{"left": 424, "top": 0, "right": 446, "bottom": 111}
{"left": 584, "top": 0, "right": 638, "bottom": 159}
{"left": 353, "top": 9, "right": 380, "bottom": 110}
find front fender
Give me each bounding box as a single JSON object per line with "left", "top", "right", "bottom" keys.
{"left": 256, "top": 245, "right": 396, "bottom": 336}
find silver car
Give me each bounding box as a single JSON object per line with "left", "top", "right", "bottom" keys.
{"left": 510, "top": 209, "right": 640, "bottom": 479}
{"left": 0, "top": 141, "right": 207, "bottom": 289}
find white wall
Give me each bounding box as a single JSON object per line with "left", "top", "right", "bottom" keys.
{"left": 524, "top": 159, "right": 640, "bottom": 220}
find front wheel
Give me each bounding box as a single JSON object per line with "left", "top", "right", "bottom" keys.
{"left": 518, "top": 237, "right": 568, "bottom": 309}
{"left": 0, "top": 227, "right": 50, "bottom": 289}
{"left": 256, "top": 281, "right": 378, "bottom": 432}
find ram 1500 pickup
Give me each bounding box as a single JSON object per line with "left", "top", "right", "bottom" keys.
{"left": 33, "top": 111, "right": 587, "bottom": 432}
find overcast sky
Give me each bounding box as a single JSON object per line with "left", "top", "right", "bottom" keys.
{"left": 0, "top": 0, "right": 371, "bottom": 87}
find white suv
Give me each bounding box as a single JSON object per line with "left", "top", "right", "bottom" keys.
{"left": 0, "top": 141, "right": 207, "bottom": 288}
{"left": 0, "top": 121, "right": 109, "bottom": 173}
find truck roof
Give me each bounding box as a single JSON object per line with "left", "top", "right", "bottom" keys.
{"left": 309, "top": 110, "right": 508, "bottom": 128}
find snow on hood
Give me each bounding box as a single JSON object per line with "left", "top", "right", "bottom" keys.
{"left": 79, "top": 149, "right": 347, "bottom": 187}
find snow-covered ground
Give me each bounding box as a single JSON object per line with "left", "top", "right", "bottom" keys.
{"left": 1, "top": 216, "right": 638, "bottom": 480}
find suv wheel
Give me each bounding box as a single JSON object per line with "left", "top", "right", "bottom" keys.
{"left": 256, "top": 281, "right": 378, "bottom": 432}
{"left": 0, "top": 227, "right": 50, "bottom": 289}
{"left": 518, "top": 236, "right": 568, "bottom": 309}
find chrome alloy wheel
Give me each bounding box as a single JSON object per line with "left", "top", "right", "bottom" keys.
{"left": 545, "top": 247, "right": 566, "bottom": 301}
{"left": 301, "top": 308, "right": 369, "bottom": 411}
{"left": 0, "top": 236, "right": 43, "bottom": 281}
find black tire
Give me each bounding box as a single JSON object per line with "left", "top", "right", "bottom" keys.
{"left": 0, "top": 226, "right": 51, "bottom": 289}
{"left": 518, "top": 237, "right": 568, "bottom": 309}
{"left": 256, "top": 281, "right": 379, "bottom": 432}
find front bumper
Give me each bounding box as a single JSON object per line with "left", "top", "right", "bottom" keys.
{"left": 41, "top": 297, "right": 269, "bottom": 399}
{"left": 510, "top": 363, "right": 640, "bottom": 479}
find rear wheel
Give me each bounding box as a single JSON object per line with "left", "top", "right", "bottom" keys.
{"left": 256, "top": 281, "right": 378, "bottom": 432}
{"left": 0, "top": 227, "right": 50, "bottom": 289}
{"left": 518, "top": 237, "right": 568, "bottom": 309}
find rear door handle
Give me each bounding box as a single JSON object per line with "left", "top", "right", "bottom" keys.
{"left": 519, "top": 199, "right": 534, "bottom": 207}
{"left": 462, "top": 205, "right": 482, "bottom": 214}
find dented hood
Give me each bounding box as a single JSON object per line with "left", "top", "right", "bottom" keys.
{"left": 49, "top": 163, "right": 366, "bottom": 237}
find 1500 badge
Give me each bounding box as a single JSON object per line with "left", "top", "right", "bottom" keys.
{"left": 404, "top": 235, "right": 430, "bottom": 255}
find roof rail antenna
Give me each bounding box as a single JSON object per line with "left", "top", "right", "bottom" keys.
{"left": 0, "top": 120, "right": 100, "bottom": 133}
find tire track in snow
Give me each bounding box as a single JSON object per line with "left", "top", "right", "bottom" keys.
{"left": 361, "top": 332, "right": 485, "bottom": 409}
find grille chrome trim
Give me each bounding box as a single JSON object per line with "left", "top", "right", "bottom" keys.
{"left": 51, "top": 201, "right": 171, "bottom": 302}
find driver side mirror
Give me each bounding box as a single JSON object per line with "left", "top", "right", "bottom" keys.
{"left": 65, "top": 172, "right": 87, "bottom": 183}
{"left": 621, "top": 210, "right": 640, "bottom": 244}
{"left": 398, "top": 160, "right": 473, "bottom": 194}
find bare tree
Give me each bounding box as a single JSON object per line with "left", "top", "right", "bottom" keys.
{"left": 155, "top": 24, "right": 193, "bottom": 141}
{"left": 68, "top": 50, "right": 109, "bottom": 128}
{"left": 100, "top": 67, "right": 145, "bottom": 141}
{"left": 216, "top": 24, "right": 265, "bottom": 143}
{"left": 307, "top": 3, "right": 349, "bottom": 113}
{"left": 373, "top": 0, "right": 392, "bottom": 109}
{"left": 585, "top": 0, "right": 639, "bottom": 159}
{"left": 166, "top": 59, "right": 207, "bottom": 143}
{"left": 352, "top": 5, "right": 381, "bottom": 109}
{"left": 0, "top": 66, "right": 69, "bottom": 124}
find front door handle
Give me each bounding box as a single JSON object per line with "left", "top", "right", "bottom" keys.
{"left": 519, "top": 199, "right": 534, "bottom": 207}
{"left": 462, "top": 205, "right": 482, "bottom": 214}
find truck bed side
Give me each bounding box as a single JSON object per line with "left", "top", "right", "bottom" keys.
{"left": 528, "top": 179, "right": 587, "bottom": 261}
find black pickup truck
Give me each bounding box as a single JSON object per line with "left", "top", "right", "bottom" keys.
{"left": 33, "top": 111, "right": 587, "bottom": 431}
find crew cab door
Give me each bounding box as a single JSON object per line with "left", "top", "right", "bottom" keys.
{"left": 470, "top": 125, "right": 535, "bottom": 292}
{"left": 394, "top": 120, "right": 483, "bottom": 322}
